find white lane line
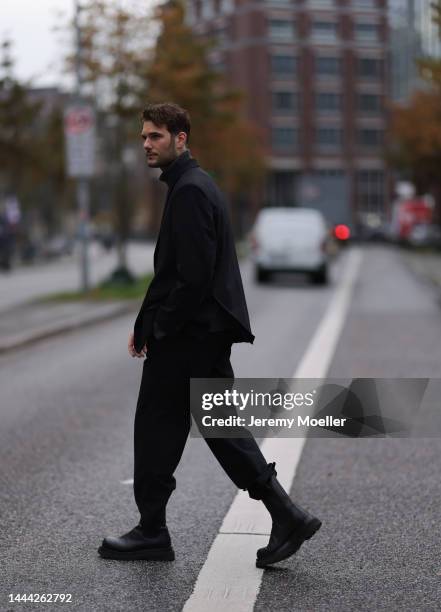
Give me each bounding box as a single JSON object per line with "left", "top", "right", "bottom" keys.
{"left": 183, "top": 248, "right": 363, "bottom": 612}
{"left": 294, "top": 248, "right": 362, "bottom": 378}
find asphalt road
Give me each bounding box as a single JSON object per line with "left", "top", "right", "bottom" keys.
{"left": 1, "top": 244, "right": 440, "bottom": 611}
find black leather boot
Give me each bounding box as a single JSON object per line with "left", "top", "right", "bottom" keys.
{"left": 254, "top": 475, "right": 321, "bottom": 568}
{"left": 98, "top": 524, "right": 175, "bottom": 561}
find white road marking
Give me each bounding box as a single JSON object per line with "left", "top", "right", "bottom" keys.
{"left": 183, "top": 248, "right": 363, "bottom": 612}
{"left": 120, "top": 479, "right": 134, "bottom": 485}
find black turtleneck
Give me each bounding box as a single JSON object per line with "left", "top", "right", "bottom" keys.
{"left": 159, "top": 150, "right": 197, "bottom": 191}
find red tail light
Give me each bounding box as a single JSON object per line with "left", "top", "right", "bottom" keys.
{"left": 334, "top": 224, "right": 350, "bottom": 241}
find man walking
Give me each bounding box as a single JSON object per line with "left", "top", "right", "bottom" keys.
{"left": 98, "top": 103, "right": 321, "bottom": 567}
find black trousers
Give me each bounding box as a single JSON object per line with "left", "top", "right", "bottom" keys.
{"left": 133, "top": 331, "right": 274, "bottom": 529}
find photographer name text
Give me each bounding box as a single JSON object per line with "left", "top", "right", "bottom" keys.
{"left": 201, "top": 415, "right": 346, "bottom": 428}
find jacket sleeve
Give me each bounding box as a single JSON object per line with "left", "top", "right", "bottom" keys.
{"left": 153, "top": 184, "right": 217, "bottom": 339}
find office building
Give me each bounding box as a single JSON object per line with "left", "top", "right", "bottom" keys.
{"left": 185, "top": 0, "right": 391, "bottom": 229}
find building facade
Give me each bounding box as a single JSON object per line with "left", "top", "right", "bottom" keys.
{"left": 185, "top": 0, "right": 391, "bottom": 230}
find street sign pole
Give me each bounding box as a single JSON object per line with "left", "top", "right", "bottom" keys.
{"left": 74, "top": 0, "right": 89, "bottom": 293}
{"left": 77, "top": 179, "right": 90, "bottom": 291}
{"left": 64, "top": 102, "right": 95, "bottom": 293}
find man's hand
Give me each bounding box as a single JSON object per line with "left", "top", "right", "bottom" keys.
{"left": 128, "top": 331, "right": 147, "bottom": 358}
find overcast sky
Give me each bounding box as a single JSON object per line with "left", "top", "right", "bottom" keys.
{"left": 1, "top": 0, "right": 160, "bottom": 87}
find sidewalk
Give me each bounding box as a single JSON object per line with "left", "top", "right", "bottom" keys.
{"left": 0, "top": 240, "right": 155, "bottom": 354}
{"left": 0, "top": 240, "right": 155, "bottom": 314}
{"left": 0, "top": 299, "right": 139, "bottom": 354}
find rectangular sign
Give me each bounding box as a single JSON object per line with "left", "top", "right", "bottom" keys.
{"left": 64, "top": 104, "right": 96, "bottom": 178}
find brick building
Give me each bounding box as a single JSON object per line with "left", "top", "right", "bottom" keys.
{"left": 184, "top": 0, "right": 391, "bottom": 232}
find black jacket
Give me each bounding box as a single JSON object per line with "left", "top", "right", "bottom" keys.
{"left": 133, "top": 150, "right": 254, "bottom": 352}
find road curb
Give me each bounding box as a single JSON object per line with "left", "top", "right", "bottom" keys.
{"left": 0, "top": 301, "right": 139, "bottom": 354}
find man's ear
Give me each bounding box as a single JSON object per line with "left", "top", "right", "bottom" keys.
{"left": 177, "top": 131, "right": 188, "bottom": 150}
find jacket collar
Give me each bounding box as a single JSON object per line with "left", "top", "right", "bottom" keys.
{"left": 159, "top": 149, "right": 199, "bottom": 191}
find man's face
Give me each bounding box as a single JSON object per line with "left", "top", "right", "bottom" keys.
{"left": 141, "top": 121, "right": 187, "bottom": 169}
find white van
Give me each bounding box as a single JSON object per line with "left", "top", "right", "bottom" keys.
{"left": 250, "top": 207, "right": 330, "bottom": 284}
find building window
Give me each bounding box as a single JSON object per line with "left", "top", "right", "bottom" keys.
{"left": 357, "top": 57, "right": 383, "bottom": 79}
{"left": 201, "top": 0, "right": 215, "bottom": 19}
{"left": 267, "top": 171, "right": 298, "bottom": 208}
{"left": 268, "top": 19, "right": 296, "bottom": 40}
{"left": 315, "top": 56, "right": 342, "bottom": 77}
{"left": 316, "top": 92, "right": 342, "bottom": 112}
{"left": 352, "top": 0, "right": 377, "bottom": 9}
{"left": 356, "top": 169, "right": 385, "bottom": 214}
{"left": 312, "top": 168, "right": 345, "bottom": 177}
{"left": 316, "top": 127, "right": 343, "bottom": 148}
{"left": 354, "top": 23, "right": 379, "bottom": 43}
{"left": 272, "top": 91, "right": 299, "bottom": 113}
{"left": 271, "top": 55, "right": 297, "bottom": 79}
{"left": 218, "top": 0, "right": 234, "bottom": 13}
{"left": 357, "top": 93, "right": 382, "bottom": 113}
{"left": 272, "top": 127, "right": 299, "bottom": 149}
{"left": 357, "top": 128, "right": 383, "bottom": 147}
{"left": 311, "top": 21, "right": 338, "bottom": 42}
{"left": 307, "top": 0, "right": 335, "bottom": 7}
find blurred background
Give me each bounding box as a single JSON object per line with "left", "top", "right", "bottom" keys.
{"left": 2, "top": 0, "right": 441, "bottom": 280}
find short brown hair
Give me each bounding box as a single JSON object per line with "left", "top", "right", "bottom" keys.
{"left": 142, "top": 102, "right": 191, "bottom": 144}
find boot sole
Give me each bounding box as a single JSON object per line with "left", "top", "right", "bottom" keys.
{"left": 98, "top": 545, "right": 175, "bottom": 561}
{"left": 256, "top": 517, "right": 322, "bottom": 568}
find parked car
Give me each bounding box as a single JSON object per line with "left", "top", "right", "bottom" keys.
{"left": 408, "top": 223, "right": 441, "bottom": 249}
{"left": 250, "top": 207, "right": 330, "bottom": 284}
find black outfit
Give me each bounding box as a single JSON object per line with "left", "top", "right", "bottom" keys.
{"left": 133, "top": 150, "right": 254, "bottom": 350}
{"left": 132, "top": 150, "right": 274, "bottom": 529}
